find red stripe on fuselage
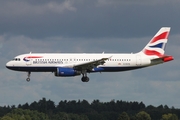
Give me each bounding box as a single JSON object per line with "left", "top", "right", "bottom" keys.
{"left": 26, "top": 56, "right": 43, "bottom": 58}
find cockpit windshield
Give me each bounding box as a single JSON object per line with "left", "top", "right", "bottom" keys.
{"left": 12, "top": 58, "right": 21, "bottom": 61}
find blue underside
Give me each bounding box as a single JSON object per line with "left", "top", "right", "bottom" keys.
{"left": 6, "top": 66, "right": 144, "bottom": 72}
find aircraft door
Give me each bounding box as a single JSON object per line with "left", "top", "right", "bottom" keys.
{"left": 26, "top": 58, "right": 32, "bottom": 65}
{"left": 136, "top": 55, "right": 141, "bottom": 66}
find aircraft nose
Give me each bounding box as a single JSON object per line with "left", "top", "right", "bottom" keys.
{"left": 6, "top": 61, "right": 13, "bottom": 69}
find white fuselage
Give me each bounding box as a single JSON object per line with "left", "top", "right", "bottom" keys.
{"left": 6, "top": 53, "right": 154, "bottom": 73}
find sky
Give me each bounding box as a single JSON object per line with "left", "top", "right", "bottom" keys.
{"left": 0, "top": 0, "right": 180, "bottom": 108}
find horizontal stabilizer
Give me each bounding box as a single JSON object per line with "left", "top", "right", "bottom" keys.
{"left": 151, "top": 55, "right": 174, "bottom": 65}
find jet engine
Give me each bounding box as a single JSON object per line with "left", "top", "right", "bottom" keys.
{"left": 54, "top": 67, "right": 81, "bottom": 77}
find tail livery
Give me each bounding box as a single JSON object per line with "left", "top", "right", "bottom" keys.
{"left": 142, "top": 27, "right": 170, "bottom": 57}
{"left": 139, "top": 27, "right": 173, "bottom": 63}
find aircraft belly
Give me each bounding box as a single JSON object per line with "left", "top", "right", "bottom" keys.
{"left": 99, "top": 66, "right": 144, "bottom": 72}
{"left": 6, "top": 66, "right": 56, "bottom": 72}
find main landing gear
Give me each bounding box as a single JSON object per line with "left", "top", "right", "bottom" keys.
{"left": 81, "top": 76, "right": 89, "bottom": 82}
{"left": 26, "top": 72, "right": 31, "bottom": 82}
{"left": 81, "top": 71, "right": 89, "bottom": 82}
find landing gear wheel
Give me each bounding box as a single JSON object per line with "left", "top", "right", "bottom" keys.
{"left": 81, "top": 70, "right": 89, "bottom": 82}
{"left": 81, "top": 76, "right": 89, "bottom": 82}
{"left": 26, "top": 78, "right": 30, "bottom": 82}
{"left": 26, "top": 72, "right": 31, "bottom": 82}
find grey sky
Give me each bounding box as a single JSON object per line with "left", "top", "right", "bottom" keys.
{"left": 0, "top": 0, "right": 180, "bottom": 108}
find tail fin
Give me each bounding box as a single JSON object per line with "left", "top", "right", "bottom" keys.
{"left": 140, "top": 27, "right": 171, "bottom": 57}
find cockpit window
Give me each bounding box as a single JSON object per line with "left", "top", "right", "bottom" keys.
{"left": 12, "top": 58, "right": 21, "bottom": 61}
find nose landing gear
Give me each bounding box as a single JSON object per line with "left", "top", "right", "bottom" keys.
{"left": 26, "top": 72, "right": 31, "bottom": 82}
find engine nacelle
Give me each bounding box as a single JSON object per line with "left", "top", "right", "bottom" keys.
{"left": 54, "top": 67, "right": 81, "bottom": 77}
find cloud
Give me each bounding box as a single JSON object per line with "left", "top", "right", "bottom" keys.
{"left": 0, "top": 0, "right": 180, "bottom": 38}
{"left": 0, "top": 1, "right": 76, "bottom": 16}
{"left": 97, "top": 0, "right": 180, "bottom": 6}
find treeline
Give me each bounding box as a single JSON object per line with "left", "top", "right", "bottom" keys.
{"left": 0, "top": 98, "right": 179, "bottom": 120}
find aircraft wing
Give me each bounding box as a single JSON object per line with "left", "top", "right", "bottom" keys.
{"left": 73, "top": 57, "right": 109, "bottom": 71}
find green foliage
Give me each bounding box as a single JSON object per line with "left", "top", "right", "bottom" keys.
{"left": 0, "top": 108, "right": 49, "bottom": 120}
{"left": 0, "top": 116, "right": 14, "bottom": 120}
{"left": 136, "top": 111, "right": 151, "bottom": 120}
{"left": 87, "top": 112, "right": 107, "bottom": 120}
{"left": 117, "top": 112, "right": 130, "bottom": 120}
{"left": 0, "top": 98, "right": 180, "bottom": 120}
{"left": 51, "top": 112, "right": 70, "bottom": 120}
{"left": 162, "top": 113, "right": 178, "bottom": 120}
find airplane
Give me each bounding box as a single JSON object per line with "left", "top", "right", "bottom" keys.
{"left": 6, "top": 27, "right": 173, "bottom": 82}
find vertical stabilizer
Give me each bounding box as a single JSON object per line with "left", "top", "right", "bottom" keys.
{"left": 140, "top": 27, "right": 171, "bottom": 57}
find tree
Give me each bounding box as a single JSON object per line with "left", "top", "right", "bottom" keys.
{"left": 21, "top": 103, "right": 29, "bottom": 109}
{"left": 164, "top": 105, "right": 169, "bottom": 110}
{"left": 69, "top": 113, "right": 89, "bottom": 120}
{"left": 38, "top": 98, "right": 48, "bottom": 113}
{"left": 87, "top": 112, "right": 106, "bottom": 120}
{"left": 0, "top": 108, "right": 49, "bottom": 120}
{"left": 0, "top": 116, "right": 14, "bottom": 120}
{"left": 52, "top": 112, "right": 70, "bottom": 120}
{"left": 136, "top": 111, "right": 151, "bottom": 120}
{"left": 29, "top": 101, "right": 38, "bottom": 110}
{"left": 117, "top": 112, "right": 130, "bottom": 120}
{"left": 161, "top": 113, "right": 178, "bottom": 120}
